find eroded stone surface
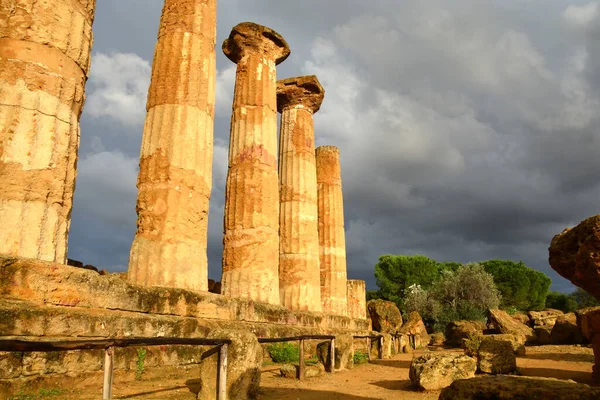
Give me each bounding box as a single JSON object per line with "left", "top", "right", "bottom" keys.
{"left": 399, "top": 312, "right": 430, "bottom": 349}
{"left": 367, "top": 299, "right": 403, "bottom": 333}
{"left": 488, "top": 309, "right": 535, "bottom": 343}
{"left": 446, "top": 320, "right": 486, "bottom": 347}
{"left": 409, "top": 352, "right": 477, "bottom": 391}
{"left": 439, "top": 375, "right": 600, "bottom": 400}
{"left": 317, "top": 146, "right": 348, "bottom": 315}
{"left": 0, "top": 0, "right": 96, "bottom": 263}
{"left": 347, "top": 280, "right": 367, "bottom": 320}
{"left": 198, "top": 329, "right": 262, "bottom": 400}
{"left": 128, "top": 0, "right": 216, "bottom": 292}
{"left": 221, "top": 22, "right": 290, "bottom": 305}
{"left": 477, "top": 337, "right": 517, "bottom": 374}
{"left": 316, "top": 333, "right": 354, "bottom": 371}
{"left": 577, "top": 307, "right": 600, "bottom": 382}
{"left": 277, "top": 76, "right": 324, "bottom": 312}
{"left": 549, "top": 215, "right": 600, "bottom": 302}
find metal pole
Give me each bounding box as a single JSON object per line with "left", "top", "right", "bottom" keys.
{"left": 218, "top": 343, "right": 228, "bottom": 400}
{"left": 102, "top": 347, "right": 114, "bottom": 400}
{"left": 329, "top": 338, "right": 335, "bottom": 373}
{"left": 299, "top": 339, "right": 305, "bottom": 380}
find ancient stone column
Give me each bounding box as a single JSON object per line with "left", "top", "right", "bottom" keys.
{"left": 347, "top": 280, "right": 367, "bottom": 320}
{"left": 221, "top": 22, "right": 290, "bottom": 304}
{"left": 128, "top": 0, "right": 216, "bottom": 291}
{"left": 277, "top": 76, "right": 325, "bottom": 312}
{"left": 0, "top": 0, "right": 96, "bottom": 263}
{"left": 317, "top": 146, "right": 348, "bottom": 315}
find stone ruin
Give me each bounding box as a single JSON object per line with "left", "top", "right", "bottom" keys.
{"left": 0, "top": 0, "right": 369, "bottom": 397}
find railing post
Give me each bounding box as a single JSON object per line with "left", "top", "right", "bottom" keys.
{"left": 218, "top": 343, "right": 228, "bottom": 400}
{"left": 299, "top": 338, "right": 305, "bottom": 380}
{"left": 102, "top": 347, "right": 114, "bottom": 400}
{"left": 379, "top": 336, "right": 384, "bottom": 359}
{"left": 366, "top": 337, "right": 371, "bottom": 361}
{"left": 329, "top": 338, "right": 335, "bottom": 373}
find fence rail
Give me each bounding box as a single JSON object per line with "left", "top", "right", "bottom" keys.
{"left": 0, "top": 337, "right": 231, "bottom": 400}
{"left": 258, "top": 335, "right": 335, "bottom": 380}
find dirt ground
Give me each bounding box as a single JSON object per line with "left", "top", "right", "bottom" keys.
{"left": 4, "top": 345, "right": 595, "bottom": 400}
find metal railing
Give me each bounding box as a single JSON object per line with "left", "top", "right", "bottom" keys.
{"left": 257, "top": 335, "right": 335, "bottom": 380}
{"left": 0, "top": 337, "right": 231, "bottom": 400}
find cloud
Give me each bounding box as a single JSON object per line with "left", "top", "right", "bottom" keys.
{"left": 85, "top": 52, "right": 151, "bottom": 127}
{"left": 564, "top": 2, "right": 599, "bottom": 28}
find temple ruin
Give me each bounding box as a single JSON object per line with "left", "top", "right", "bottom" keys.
{"left": 0, "top": 1, "right": 370, "bottom": 398}
{"left": 277, "top": 76, "right": 325, "bottom": 312}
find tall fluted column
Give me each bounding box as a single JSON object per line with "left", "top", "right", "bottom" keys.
{"left": 0, "top": 0, "right": 96, "bottom": 263}
{"left": 317, "top": 146, "right": 348, "bottom": 315}
{"left": 221, "top": 22, "right": 290, "bottom": 304}
{"left": 128, "top": 0, "right": 216, "bottom": 291}
{"left": 277, "top": 76, "right": 324, "bottom": 312}
{"left": 347, "top": 280, "right": 367, "bottom": 320}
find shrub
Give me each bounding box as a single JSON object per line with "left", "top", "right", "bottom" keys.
{"left": 267, "top": 343, "right": 299, "bottom": 364}
{"left": 353, "top": 350, "right": 369, "bottom": 365}
{"left": 463, "top": 333, "right": 483, "bottom": 357}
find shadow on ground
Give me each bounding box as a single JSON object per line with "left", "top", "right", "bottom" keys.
{"left": 521, "top": 353, "right": 594, "bottom": 363}
{"left": 370, "top": 379, "right": 414, "bottom": 391}
{"left": 368, "top": 359, "right": 412, "bottom": 369}
{"left": 518, "top": 367, "right": 594, "bottom": 385}
{"left": 118, "top": 385, "right": 191, "bottom": 399}
{"left": 258, "top": 387, "right": 381, "bottom": 400}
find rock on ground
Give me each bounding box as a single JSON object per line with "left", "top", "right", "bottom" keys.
{"left": 429, "top": 332, "right": 445, "bottom": 346}
{"left": 577, "top": 306, "right": 600, "bottom": 382}
{"left": 280, "top": 364, "right": 297, "bottom": 379}
{"left": 534, "top": 326, "right": 553, "bottom": 345}
{"left": 488, "top": 309, "right": 535, "bottom": 343}
{"left": 548, "top": 215, "right": 600, "bottom": 302}
{"left": 552, "top": 313, "right": 585, "bottom": 344}
{"left": 446, "top": 321, "right": 486, "bottom": 347}
{"left": 316, "top": 334, "right": 354, "bottom": 371}
{"left": 366, "top": 299, "right": 403, "bottom": 333}
{"left": 198, "top": 329, "right": 262, "bottom": 400}
{"left": 528, "top": 309, "right": 563, "bottom": 328}
{"left": 399, "top": 312, "right": 430, "bottom": 348}
{"left": 409, "top": 352, "right": 477, "bottom": 391}
{"left": 477, "top": 337, "right": 517, "bottom": 374}
{"left": 439, "top": 375, "right": 600, "bottom": 400}
{"left": 483, "top": 334, "right": 526, "bottom": 356}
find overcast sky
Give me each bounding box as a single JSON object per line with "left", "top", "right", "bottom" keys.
{"left": 68, "top": 0, "right": 600, "bottom": 293}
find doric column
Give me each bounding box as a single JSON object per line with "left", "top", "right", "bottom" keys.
{"left": 277, "top": 76, "right": 324, "bottom": 312}
{"left": 221, "top": 22, "right": 290, "bottom": 304}
{"left": 347, "top": 280, "right": 367, "bottom": 320}
{"left": 317, "top": 146, "right": 348, "bottom": 315}
{"left": 128, "top": 0, "right": 216, "bottom": 291}
{"left": 0, "top": 0, "right": 96, "bottom": 263}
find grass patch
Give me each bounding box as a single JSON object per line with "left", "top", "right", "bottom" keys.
{"left": 353, "top": 350, "right": 369, "bottom": 365}
{"left": 267, "top": 342, "right": 299, "bottom": 364}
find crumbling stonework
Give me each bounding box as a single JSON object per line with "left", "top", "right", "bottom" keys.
{"left": 128, "top": 0, "right": 216, "bottom": 291}
{"left": 347, "top": 280, "right": 367, "bottom": 320}
{"left": 277, "top": 76, "right": 325, "bottom": 312}
{"left": 549, "top": 215, "right": 600, "bottom": 302}
{"left": 221, "top": 22, "right": 290, "bottom": 305}
{"left": 317, "top": 146, "right": 348, "bottom": 315}
{"left": 0, "top": 0, "right": 96, "bottom": 263}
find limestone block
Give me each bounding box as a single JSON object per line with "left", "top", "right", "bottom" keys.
{"left": 488, "top": 309, "right": 535, "bottom": 343}
{"left": 409, "top": 352, "right": 477, "bottom": 391}
{"left": 446, "top": 320, "right": 486, "bottom": 347}
{"left": 439, "top": 376, "right": 600, "bottom": 400}
{"left": 316, "top": 334, "right": 354, "bottom": 371}
{"left": 477, "top": 337, "right": 517, "bottom": 374}
{"left": 367, "top": 299, "right": 403, "bottom": 333}
{"left": 347, "top": 280, "right": 367, "bottom": 320}
{"left": 399, "top": 312, "right": 430, "bottom": 348}
{"left": 198, "top": 329, "right": 262, "bottom": 400}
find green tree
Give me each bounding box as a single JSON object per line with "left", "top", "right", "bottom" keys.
{"left": 570, "top": 288, "right": 600, "bottom": 309}
{"left": 366, "top": 290, "right": 382, "bottom": 301}
{"left": 374, "top": 255, "right": 442, "bottom": 308}
{"left": 480, "top": 260, "right": 551, "bottom": 311}
{"left": 545, "top": 291, "right": 578, "bottom": 313}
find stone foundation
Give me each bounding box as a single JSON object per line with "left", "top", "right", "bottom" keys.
{"left": 0, "top": 256, "right": 369, "bottom": 383}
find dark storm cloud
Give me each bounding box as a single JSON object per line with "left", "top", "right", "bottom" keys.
{"left": 68, "top": 0, "right": 600, "bottom": 294}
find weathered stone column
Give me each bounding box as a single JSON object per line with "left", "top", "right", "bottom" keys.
{"left": 0, "top": 0, "right": 96, "bottom": 263}
{"left": 317, "top": 146, "right": 348, "bottom": 315}
{"left": 277, "top": 76, "right": 325, "bottom": 312}
{"left": 347, "top": 280, "right": 367, "bottom": 320}
{"left": 128, "top": 0, "right": 216, "bottom": 291}
{"left": 221, "top": 22, "right": 290, "bottom": 304}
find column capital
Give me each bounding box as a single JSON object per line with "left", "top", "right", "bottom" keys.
{"left": 222, "top": 22, "right": 290, "bottom": 65}
{"left": 277, "top": 75, "right": 325, "bottom": 114}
